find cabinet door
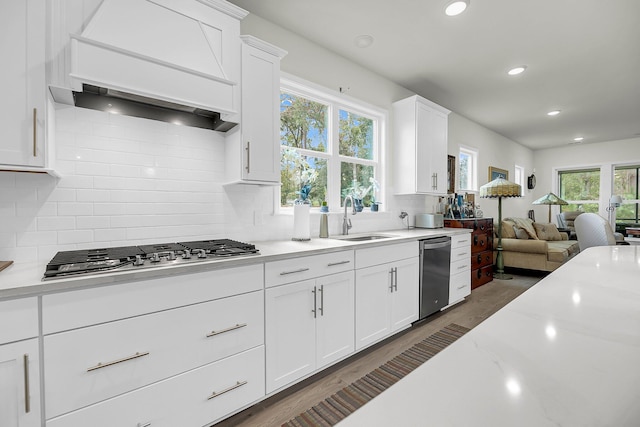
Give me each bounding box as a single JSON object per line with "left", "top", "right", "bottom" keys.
{"left": 0, "top": 339, "right": 41, "bottom": 427}
{"left": 315, "top": 271, "right": 355, "bottom": 369}
{"left": 390, "top": 257, "right": 420, "bottom": 331}
{"left": 265, "top": 280, "right": 316, "bottom": 393}
{"left": 415, "top": 102, "right": 448, "bottom": 194}
{"left": 0, "top": 0, "right": 46, "bottom": 167}
{"left": 241, "top": 42, "right": 281, "bottom": 182}
{"left": 355, "top": 264, "right": 393, "bottom": 350}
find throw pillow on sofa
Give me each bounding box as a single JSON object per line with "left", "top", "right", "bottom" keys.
{"left": 505, "top": 217, "right": 539, "bottom": 239}
{"left": 533, "top": 222, "right": 563, "bottom": 241}
{"left": 513, "top": 226, "right": 530, "bottom": 239}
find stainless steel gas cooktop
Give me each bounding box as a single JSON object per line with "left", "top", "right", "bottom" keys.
{"left": 43, "top": 239, "right": 258, "bottom": 280}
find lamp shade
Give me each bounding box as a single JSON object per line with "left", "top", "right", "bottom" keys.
{"left": 479, "top": 177, "right": 522, "bottom": 198}
{"left": 610, "top": 195, "right": 623, "bottom": 206}
{"left": 532, "top": 192, "right": 568, "bottom": 206}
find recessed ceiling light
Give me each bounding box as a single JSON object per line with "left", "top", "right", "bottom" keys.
{"left": 547, "top": 110, "right": 561, "bottom": 116}
{"left": 573, "top": 137, "right": 584, "bottom": 142}
{"left": 354, "top": 34, "right": 374, "bottom": 48}
{"left": 507, "top": 66, "right": 527, "bottom": 76}
{"left": 445, "top": 0, "right": 469, "bottom": 16}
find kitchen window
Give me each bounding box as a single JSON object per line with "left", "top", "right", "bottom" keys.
{"left": 280, "top": 77, "right": 384, "bottom": 210}
{"left": 458, "top": 146, "right": 477, "bottom": 191}
{"left": 558, "top": 168, "right": 601, "bottom": 213}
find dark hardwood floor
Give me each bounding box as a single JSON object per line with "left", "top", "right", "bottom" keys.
{"left": 216, "top": 272, "right": 545, "bottom": 427}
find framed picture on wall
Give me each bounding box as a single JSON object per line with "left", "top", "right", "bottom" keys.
{"left": 488, "top": 166, "right": 508, "bottom": 181}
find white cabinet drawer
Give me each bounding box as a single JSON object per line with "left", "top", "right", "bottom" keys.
{"left": 451, "top": 244, "right": 471, "bottom": 263}
{"left": 449, "top": 270, "right": 471, "bottom": 303}
{"left": 43, "top": 264, "right": 263, "bottom": 333}
{"left": 355, "top": 241, "right": 418, "bottom": 269}
{"left": 0, "top": 298, "right": 38, "bottom": 345}
{"left": 44, "top": 290, "right": 264, "bottom": 418}
{"left": 451, "top": 233, "right": 471, "bottom": 249}
{"left": 265, "top": 250, "right": 354, "bottom": 287}
{"left": 46, "top": 346, "right": 265, "bottom": 427}
{"left": 450, "top": 257, "right": 471, "bottom": 275}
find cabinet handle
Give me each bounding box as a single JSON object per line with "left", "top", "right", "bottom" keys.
{"left": 457, "top": 264, "right": 467, "bottom": 270}
{"left": 245, "top": 141, "right": 250, "bottom": 173}
{"left": 477, "top": 254, "right": 482, "bottom": 264}
{"left": 312, "top": 286, "right": 317, "bottom": 318}
{"left": 279, "top": 267, "right": 310, "bottom": 276}
{"left": 394, "top": 267, "right": 398, "bottom": 291}
{"left": 32, "top": 108, "right": 37, "bottom": 157}
{"left": 138, "top": 423, "right": 151, "bottom": 427}
{"left": 319, "top": 285, "right": 324, "bottom": 316}
{"left": 207, "top": 380, "right": 248, "bottom": 400}
{"left": 458, "top": 252, "right": 468, "bottom": 257}
{"left": 87, "top": 351, "right": 150, "bottom": 372}
{"left": 23, "top": 354, "right": 30, "bottom": 413}
{"left": 206, "top": 323, "right": 247, "bottom": 338}
{"left": 389, "top": 268, "right": 394, "bottom": 292}
{"left": 327, "top": 260, "right": 350, "bottom": 267}
{"left": 457, "top": 285, "right": 467, "bottom": 290}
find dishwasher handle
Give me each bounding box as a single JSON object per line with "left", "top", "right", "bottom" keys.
{"left": 420, "top": 237, "right": 451, "bottom": 250}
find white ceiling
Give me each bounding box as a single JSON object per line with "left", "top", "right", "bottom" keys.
{"left": 228, "top": 0, "right": 640, "bottom": 150}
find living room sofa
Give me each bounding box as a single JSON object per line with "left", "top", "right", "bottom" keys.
{"left": 494, "top": 217, "right": 580, "bottom": 272}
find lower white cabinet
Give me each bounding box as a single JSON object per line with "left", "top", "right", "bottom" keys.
{"left": 46, "top": 346, "right": 265, "bottom": 427}
{"left": 355, "top": 256, "right": 420, "bottom": 350}
{"left": 265, "top": 270, "right": 355, "bottom": 393}
{"left": 0, "top": 338, "right": 41, "bottom": 427}
{"left": 449, "top": 234, "right": 472, "bottom": 305}
{"left": 44, "top": 290, "right": 264, "bottom": 420}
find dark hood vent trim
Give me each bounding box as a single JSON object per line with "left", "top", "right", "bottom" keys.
{"left": 73, "top": 84, "right": 237, "bottom": 132}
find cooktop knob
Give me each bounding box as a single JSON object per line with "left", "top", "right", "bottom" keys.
{"left": 197, "top": 249, "right": 207, "bottom": 259}
{"left": 182, "top": 249, "right": 191, "bottom": 259}
{"left": 149, "top": 253, "right": 161, "bottom": 263}
{"left": 134, "top": 255, "right": 145, "bottom": 266}
{"left": 167, "top": 251, "right": 176, "bottom": 261}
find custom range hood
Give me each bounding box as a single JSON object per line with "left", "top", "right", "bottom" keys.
{"left": 50, "top": 0, "right": 248, "bottom": 131}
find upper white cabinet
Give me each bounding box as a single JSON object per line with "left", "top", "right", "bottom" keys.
{"left": 0, "top": 0, "right": 50, "bottom": 172}
{"left": 393, "top": 95, "right": 450, "bottom": 195}
{"left": 226, "top": 36, "right": 287, "bottom": 184}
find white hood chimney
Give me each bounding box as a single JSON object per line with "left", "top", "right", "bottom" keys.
{"left": 50, "top": 0, "right": 248, "bottom": 131}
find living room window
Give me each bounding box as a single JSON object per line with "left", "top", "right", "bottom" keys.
{"left": 279, "top": 77, "right": 383, "bottom": 210}
{"left": 558, "top": 168, "right": 601, "bottom": 213}
{"left": 458, "top": 146, "right": 478, "bottom": 191}
{"left": 614, "top": 165, "right": 639, "bottom": 223}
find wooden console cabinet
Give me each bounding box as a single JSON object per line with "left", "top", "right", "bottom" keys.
{"left": 444, "top": 218, "right": 494, "bottom": 289}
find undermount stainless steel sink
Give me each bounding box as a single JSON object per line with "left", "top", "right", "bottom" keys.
{"left": 331, "top": 234, "right": 397, "bottom": 242}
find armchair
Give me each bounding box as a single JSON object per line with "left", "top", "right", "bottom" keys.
{"left": 574, "top": 213, "right": 628, "bottom": 251}
{"left": 556, "top": 211, "right": 582, "bottom": 239}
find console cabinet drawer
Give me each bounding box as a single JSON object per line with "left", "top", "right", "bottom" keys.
{"left": 265, "top": 250, "right": 354, "bottom": 287}
{"left": 44, "top": 290, "right": 264, "bottom": 418}
{"left": 46, "top": 346, "right": 265, "bottom": 427}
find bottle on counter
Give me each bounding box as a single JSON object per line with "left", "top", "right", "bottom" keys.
{"left": 319, "top": 202, "right": 329, "bottom": 238}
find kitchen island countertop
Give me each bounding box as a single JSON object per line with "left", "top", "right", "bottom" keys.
{"left": 336, "top": 245, "right": 640, "bottom": 427}
{"left": 0, "top": 227, "right": 469, "bottom": 300}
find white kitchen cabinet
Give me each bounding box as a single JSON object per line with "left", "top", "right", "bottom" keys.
{"left": 393, "top": 95, "right": 450, "bottom": 195}
{"left": 448, "top": 234, "right": 472, "bottom": 305}
{"left": 44, "top": 289, "right": 264, "bottom": 419}
{"left": 0, "top": 339, "right": 41, "bottom": 427}
{"left": 46, "top": 346, "right": 264, "bottom": 427}
{"left": 265, "top": 270, "right": 354, "bottom": 393}
{"left": 355, "top": 242, "right": 420, "bottom": 350}
{"left": 226, "top": 36, "right": 287, "bottom": 184}
{"left": 0, "top": 0, "right": 50, "bottom": 172}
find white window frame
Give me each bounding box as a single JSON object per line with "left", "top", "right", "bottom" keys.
{"left": 514, "top": 164, "right": 525, "bottom": 196}
{"left": 458, "top": 145, "right": 478, "bottom": 192}
{"left": 279, "top": 74, "right": 386, "bottom": 212}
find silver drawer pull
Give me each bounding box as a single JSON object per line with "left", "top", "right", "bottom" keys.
{"left": 457, "top": 252, "right": 468, "bottom": 256}
{"left": 207, "top": 380, "right": 248, "bottom": 400}
{"left": 327, "top": 260, "right": 350, "bottom": 267}
{"left": 23, "top": 354, "right": 30, "bottom": 413}
{"left": 457, "top": 265, "right": 468, "bottom": 270}
{"left": 138, "top": 423, "right": 151, "bottom": 427}
{"left": 457, "top": 285, "right": 467, "bottom": 290}
{"left": 279, "top": 267, "right": 310, "bottom": 275}
{"left": 87, "top": 351, "right": 150, "bottom": 372}
{"left": 206, "top": 323, "right": 247, "bottom": 338}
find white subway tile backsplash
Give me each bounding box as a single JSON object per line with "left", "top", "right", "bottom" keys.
{"left": 77, "top": 216, "right": 110, "bottom": 229}
{"left": 37, "top": 216, "right": 76, "bottom": 231}
{"left": 17, "top": 231, "right": 58, "bottom": 247}
{"left": 76, "top": 189, "right": 110, "bottom": 202}
{"left": 57, "top": 203, "right": 94, "bottom": 216}
{"left": 94, "top": 228, "right": 126, "bottom": 242}
{"left": 58, "top": 230, "right": 94, "bottom": 245}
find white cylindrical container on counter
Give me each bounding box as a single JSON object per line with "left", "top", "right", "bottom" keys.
{"left": 292, "top": 203, "right": 311, "bottom": 241}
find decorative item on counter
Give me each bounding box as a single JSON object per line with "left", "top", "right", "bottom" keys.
{"left": 370, "top": 202, "right": 381, "bottom": 212}
{"left": 319, "top": 201, "right": 329, "bottom": 238}
{"left": 285, "top": 148, "right": 317, "bottom": 241}
{"left": 345, "top": 177, "right": 380, "bottom": 212}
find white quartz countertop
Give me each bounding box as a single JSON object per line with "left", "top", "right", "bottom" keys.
{"left": 0, "top": 227, "right": 469, "bottom": 300}
{"left": 337, "top": 245, "right": 640, "bottom": 427}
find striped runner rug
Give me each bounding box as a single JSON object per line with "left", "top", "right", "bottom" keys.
{"left": 282, "top": 323, "right": 470, "bottom": 427}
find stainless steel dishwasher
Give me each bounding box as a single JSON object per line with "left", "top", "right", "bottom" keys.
{"left": 418, "top": 236, "right": 451, "bottom": 320}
